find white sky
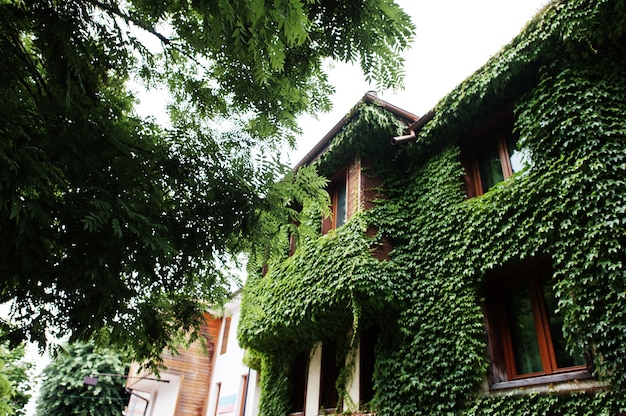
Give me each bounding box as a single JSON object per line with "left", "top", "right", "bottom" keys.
{"left": 287, "top": 0, "right": 550, "bottom": 165}
{"left": 135, "top": 0, "right": 551, "bottom": 167}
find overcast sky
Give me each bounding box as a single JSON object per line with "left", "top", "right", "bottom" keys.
{"left": 287, "top": 0, "right": 550, "bottom": 165}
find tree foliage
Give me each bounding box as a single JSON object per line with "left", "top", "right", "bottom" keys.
{"left": 35, "top": 342, "right": 128, "bottom": 416}
{"left": 0, "top": 0, "right": 414, "bottom": 365}
{"left": 0, "top": 339, "right": 32, "bottom": 416}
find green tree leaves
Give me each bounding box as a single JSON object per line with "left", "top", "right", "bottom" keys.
{"left": 0, "top": 0, "right": 414, "bottom": 365}
{"left": 0, "top": 340, "right": 32, "bottom": 416}
{"left": 126, "top": 0, "right": 415, "bottom": 137}
{"left": 35, "top": 342, "right": 128, "bottom": 416}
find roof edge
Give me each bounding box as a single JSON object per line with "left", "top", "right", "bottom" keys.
{"left": 294, "top": 92, "right": 419, "bottom": 170}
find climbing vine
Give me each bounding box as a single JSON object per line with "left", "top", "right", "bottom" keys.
{"left": 239, "top": 105, "right": 406, "bottom": 415}
{"left": 239, "top": 0, "right": 626, "bottom": 415}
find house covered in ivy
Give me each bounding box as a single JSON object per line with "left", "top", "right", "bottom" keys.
{"left": 238, "top": 0, "right": 626, "bottom": 414}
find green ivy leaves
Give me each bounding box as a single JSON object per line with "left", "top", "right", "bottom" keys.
{"left": 239, "top": 1, "right": 626, "bottom": 414}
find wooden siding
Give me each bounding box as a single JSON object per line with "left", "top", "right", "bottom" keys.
{"left": 347, "top": 158, "right": 361, "bottom": 219}
{"left": 360, "top": 158, "right": 383, "bottom": 211}
{"left": 361, "top": 158, "right": 393, "bottom": 260}
{"left": 161, "top": 313, "right": 223, "bottom": 416}
{"left": 320, "top": 158, "right": 393, "bottom": 259}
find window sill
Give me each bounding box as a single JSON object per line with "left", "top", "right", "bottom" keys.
{"left": 490, "top": 370, "right": 594, "bottom": 391}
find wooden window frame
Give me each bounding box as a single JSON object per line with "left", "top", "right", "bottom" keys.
{"left": 213, "top": 382, "right": 221, "bottom": 416}
{"left": 461, "top": 106, "right": 519, "bottom": 198}
{"left": 484, "top": 261, "right": 590, "bottom": 390}
{"left": 238, "top": 375, "right": 248, "bottom": 416}
{"left": 220, "top": 316, "right": 232, "bottom": 355}
{"left": 464, "top": 127, "right": 516, "bottom": 198}
{"left": 322, "top": 169, "right": 348, "bottom": 234}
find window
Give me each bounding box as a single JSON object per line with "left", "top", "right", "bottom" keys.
{"left": 335, "top": 181, "right": 347, "bottom": 228}
{"left": 322, "top": 170, "right": 348, "bottom": 234}
{"left": 238, "top": 375, "right": 248, "bottom": 416}
{"left": 359, "top": 324, "right": 379, "bottom": 409}
{"left": 220, "top": 316, "right": 232, "bottom": 355}
{"left": 319, "top": 340, "right": 341, "bottom": 412}
{"left": 462, "top": 113, "right": 527, "bottom": 197}
{"left": 484, "top": 261, "right": 588, "bottom": 389}
{"left": 213, "top": 383, "right": 221, "bottom": 416}
{"left": 288, "top": 351, "right": 308, "bottom": 416}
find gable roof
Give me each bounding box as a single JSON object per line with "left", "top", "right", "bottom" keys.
{"left": 294, "top": 91, "right": 419, "bottom": 170}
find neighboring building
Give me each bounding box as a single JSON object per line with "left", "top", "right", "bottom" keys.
{"left": 238, "top": 0, "right": 626, "bottom": 415}
{"left": 206, "top": 295, "right": 260, "bottom": 416}
{"left": 126, "top": 295, "right": 259, "bottom": 416}
{"left": 125, "top": 311, "right": 221, "bottom": 416}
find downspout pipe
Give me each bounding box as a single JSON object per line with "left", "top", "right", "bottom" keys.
{"left": 390, "top": 129, "right": 416, "bottom": 145}
{"left": 391, "top": 110, "right": 435, "bottom": 145}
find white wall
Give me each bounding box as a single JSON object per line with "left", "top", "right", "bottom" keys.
{"left": 304, "top": 343, "right": 321, "bottom": 416}
{"left": 303, "top": 340, "right": 362, "bottom": 416}
{"left": 126, "top": 373, "right": 180, "bottom": 416}
{"left": 206, "top": 296, "right": 260, "bottom": 416}
{"left": 345, "top": 342, "right": 360, "bottom": 413}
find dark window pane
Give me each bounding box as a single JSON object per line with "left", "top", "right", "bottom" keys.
{"left": 477, "top": 134, "right": 504, "bottom": 192}
{"left": 289, "top": 351, "right": 308, "bottom": 413}
{"left": 359, "top": 325, "right": 379, "bottom": 408}
{"left": 505, "top": 283, "right": 543, "bottom": 375}
{"left": 336, "top": 183, "right": 347, "bottom": 227}
{"left": 320, "top": 341, "right": 340, "bottom": 410}
{"left": 540, "top": 279, "right": 586, "bottom": 369}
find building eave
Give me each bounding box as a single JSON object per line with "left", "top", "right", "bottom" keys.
{"left": 294, "top": 91, "right": 419, "bottom": 170}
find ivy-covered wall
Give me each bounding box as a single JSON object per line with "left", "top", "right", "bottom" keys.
{"left": 239, "top": 0, "right": 626, "bottom": 415}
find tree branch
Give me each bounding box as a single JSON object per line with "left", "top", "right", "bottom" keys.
{"left": 85, "top": 0, "right": 171, "bottom": 46}
{"left": 84, "top": 0, "right": 214, "bottom": 83}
